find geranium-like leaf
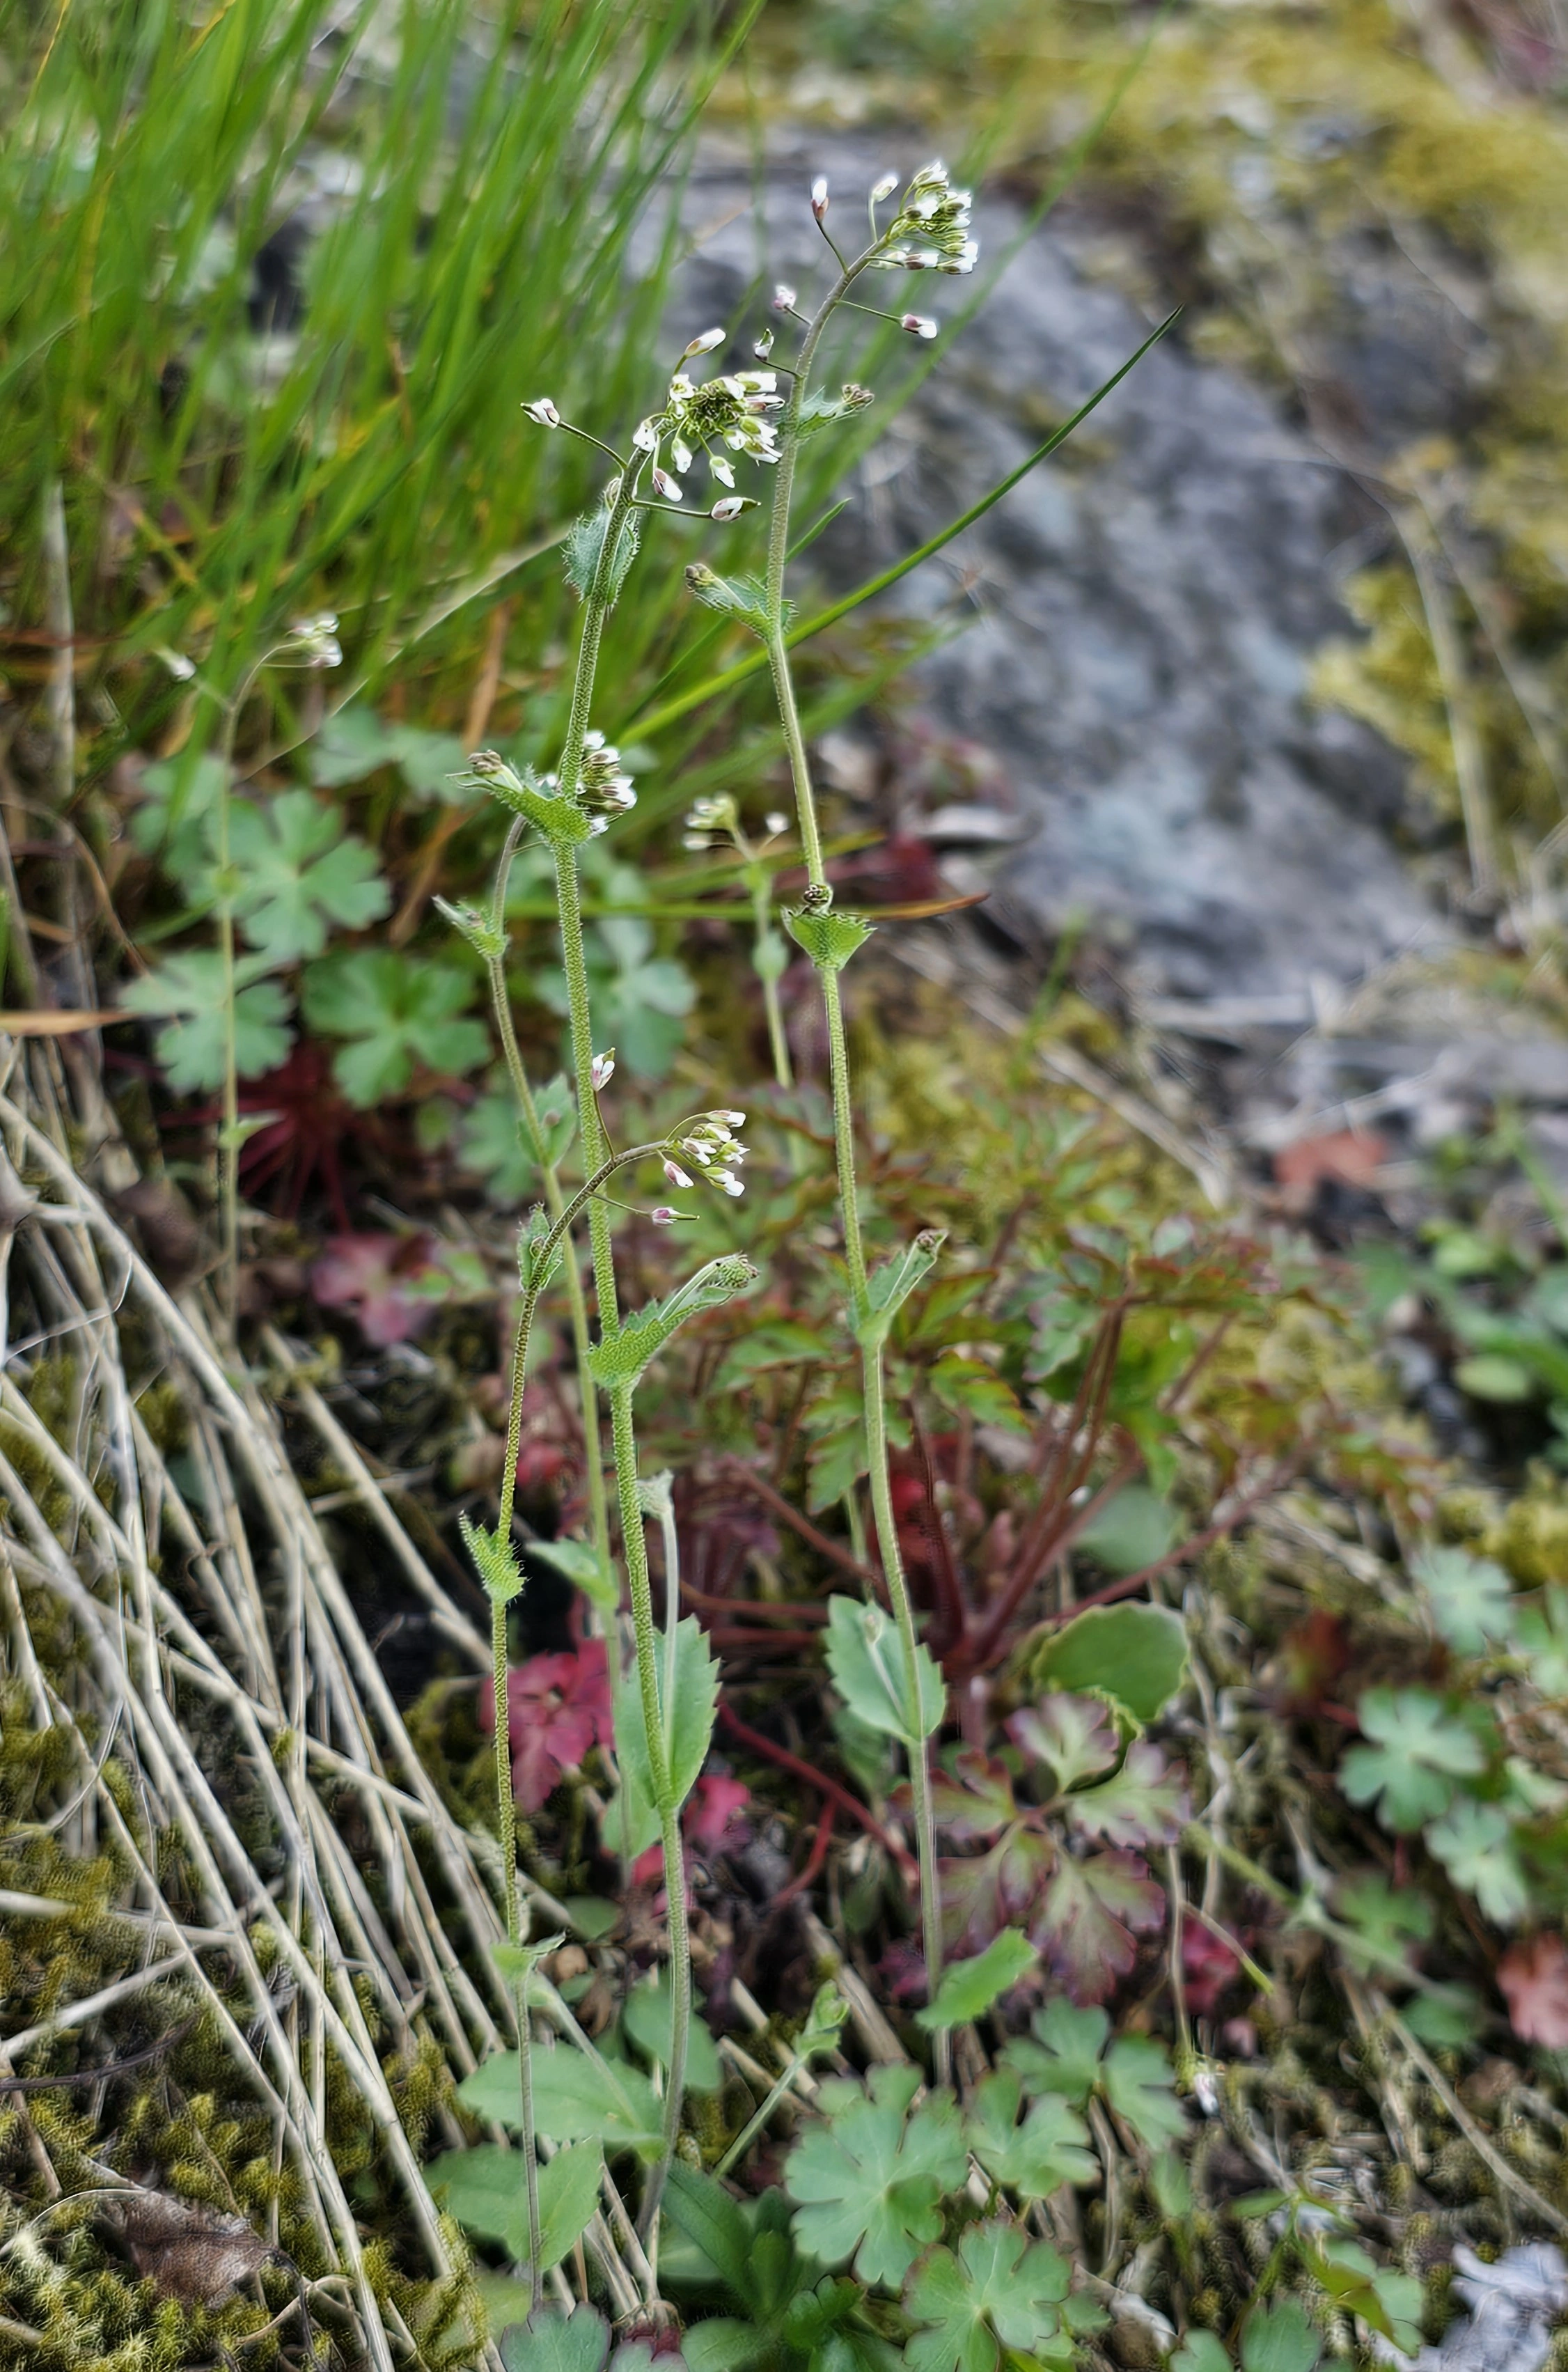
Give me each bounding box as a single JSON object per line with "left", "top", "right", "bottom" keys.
{"left": 301, "top": 949, "right": 489, "bottom": 1105}
{"left": 963, "top": 2070, "right": 1095, "bottom": 2201}
{"left": 940, "top": 1827, "right": 1055, "bottom": 1959}
{"left": 1034, "top": 1850, "right": 1166, "bottom": 2004}
{"left": 785, "top": 2066, "right": 966, "bottom": 2289}
{"left": 1339, "top": 1687, "right": 1486, "bottom": 1833}
{"left": 1003, "top": 2000, "right": 1110, "bottom": 2109}
{"left": 120, "top": 953, "right": 292, "bottom": 1093}
{"left": 1101, "top": 2034, "right": 1187, "bottom": 2151}
{"left": 1007, "top": 1695, "right": 1119, "bottom": 1794}
{"left": 227, "top": 790, "right": 390, "bottom": 961}
{"left": 1425, "top": 1798, "right": 1528, "bottom": 1926}
{"left": 1063, "top": 1740, "right": 1189, "bottom": 1850}
{"left": 903, "top": 2218, "right": 1072, "bottom": 2372}
{"left": 824, "top": 1594, "right": 944, "bottom": 1746}
{"left": 1411, "top": 1545, "right": 1513, "bottom": 1656}
{"left": 930, "top": 1751, "right": 1019, "bottom": 1842}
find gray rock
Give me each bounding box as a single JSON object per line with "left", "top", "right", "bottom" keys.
{"left": 1410, "top": 2242, "right": 1568, "bottom": 2372}
{"left": 671, "top": 143, "right": 1436, "bottom": 999}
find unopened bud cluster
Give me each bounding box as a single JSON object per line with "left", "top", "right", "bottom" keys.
{"left": 666, "top": 1110, "right": 748, "bottom": 1199}
{"left": 636, "top": 347, "right": 783, "bottom": 506}
{"left": 574, "top": 729, "right": 636, "bottom": 826}
{"left": 276, "top": 612, "right": 343, "bottom": 670}
{"left": 870, "top": 161, "right": 976, "bottom": 276}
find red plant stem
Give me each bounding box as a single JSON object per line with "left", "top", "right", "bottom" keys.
{"left": 910, "top": 1403, "right": 968, "bottom": 1655}
{"left": 1022, "top": 1450, "right": 1306, "bottom": 1639}
{"left": 954, "top": 1448, "right": 1143, "bottom": 1678}
{"left": 716, "top": 1458, "right": 886, "bottom": 1596}
{"left": 718, "top": 1704, "right": 918, "bottom": 1880}
{"left": 774, "top": 1807, "right": 837, "bottom": 1911}
{"left": 679, "top": 1579, "right": 828, "bottom": 1625}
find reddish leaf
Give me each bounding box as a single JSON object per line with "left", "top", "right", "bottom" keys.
{"left": 478, "top": 1640, "right": 612, "bottom": 1813}
{"left": 1008, "top": 1695, "right": 1119, "bottom": 1794}
{"left": 1273, "top": 1128, "right": 1389, "bottom": 1210}
{"left": 685, "top": 1774, "right": 750, "bottom": 1852}
{"left": 1182, "top": 1925, "right": 1244, "bottom": 2018}
{"left": 1033, "top": 1851, "right": 1164, "bottom": 2004}
{"left": 939, "top": 1826, "right": 1056, "bottom": 1958}
{"left": 1498, "top": 1934, "right": 1568, "bottom": 2048}
{"left": 1064, "top": 1742, "right": 1189, "bottom": 1850}
{"left": 930, "top": 1751, "right": 1019, "bottom": 1843}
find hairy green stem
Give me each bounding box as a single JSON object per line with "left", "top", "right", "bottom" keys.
{"left": 548, "top": 469, "right": 695, "bottom": 2261}
{"left": 609, "top": 1381, "right": 688, "bottom": 2254}
{"left": 763, "top": 246, "right": 950, "bottom": 2082}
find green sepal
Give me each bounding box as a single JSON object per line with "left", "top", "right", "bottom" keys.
{"left": 797, "top": 383, "right": 875, "bottom": 436}
{"left": 853, "top": 1228, "right": 946, "bottom": 1351}
{"left": 433, "top": 894, "right": 505, "bottom": 962}
{"left": 565, "top": 501, "right": 641, "bottom": 606}
{"left": 785, "top": 905, "right": 875, "bottom": 972}
{"left": 492, "top": 1932, "right": 565, "bottom": 1999}
{"left": 459, "top": 1512, "right": 524, "bottom": 1605}
{"left": 461, "top": 754, "right": 595, "bottom": 848}
{"left": 684, "top": 563, "right": 769, "bottom": 637}
{"left": 588, "top": 1256, "right": 758, "bottom": 1392}
{"left": 517, "top": 1204, "right": 563, "bottom": 1295}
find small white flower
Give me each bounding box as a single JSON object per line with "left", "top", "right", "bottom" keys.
{"left": 632, "top": 417, "right": 659, "bottom": 451}
{"left": 811, "top": 175, "right": 829, "bottom": 217}
{"left": 155, "top": 646, "right": 196, "bottom": 681}
{"left": 765, "top": 811, "right": 788, "bottom": 836}
{"left": 652, "top": 467, "right": 683, "bottom": 501}
{"left": 671, "top": 435, "right": 693, "bottom": 473}
{"left": 664, "top": 1159, "right": 693, "bottom": 1189}
{"left": 771, "top": 283, "right": 797, "bottom": 312}
{"left": 682, "top": 1140, "right": 712, "bottom": 1164}
{"left": 710, "top": 497, "right": 748, "bottom": 522}
{"left": 902, "top": 313, "right": 939, "bottom": 340}
{"left": 590, "top": 1051, "right": 616, "bottom": 1090}
{"left": 753, "top": 328, "right": 774, "bottom": 360}
{"left": 523, "top": 398, "right": 560, "bottom": 426}
{"left": 281, "top": 612, "right": 342, "bottom": 669}
{"left": 682, "top": 832, "right": 709, "bottom": 851}
{"left": 871, "top": 171, "right": 899, "bottom": 203}
{"left": 717, "top": 1110, "right": 746, "bottom": 1127}
{"left": 709, "top": 454, "right": 735, "bottom": 489}
{"left": 651, "top": 1206, "right": 679, "bottom": 1226}
{"left": 712, "top": 1171, "right": 744, "bottom": 1197}
{"left": 683, "top": 327, "right": 726, "bottom": 357}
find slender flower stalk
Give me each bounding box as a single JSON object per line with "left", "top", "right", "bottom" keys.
{"left": 757, "top": 165, "right": 975, "bottom": 2086}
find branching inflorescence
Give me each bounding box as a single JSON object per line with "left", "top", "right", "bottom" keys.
{"left": 457, "top": 161, "right": 977, "bottom": 2293}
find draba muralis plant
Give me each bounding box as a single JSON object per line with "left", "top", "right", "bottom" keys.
{"left": 446, "top": 159, "right": 1173, "bottom": 2303}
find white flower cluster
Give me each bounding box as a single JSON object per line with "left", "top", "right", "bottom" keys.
{"left": 682, "top": 794, "right": 789, "bottom": 855}
{"left": 276, "top": 611, "right": 343, "bottom": 669}
{"left": 634, "top": 329, "right": 783, "bottom": 508}
{"left": 664, "top": 1109, "right": 748, "bottom": 1199}
{"left": 870, "top": 160, "right": 977, "bottom": 276}
{"left": 574, "top": 728, "right": 636, "bottom": 829}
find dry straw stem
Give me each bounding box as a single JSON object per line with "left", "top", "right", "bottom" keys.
{"left": 0, "top": 1036, "right": 648, "bottom": 2362}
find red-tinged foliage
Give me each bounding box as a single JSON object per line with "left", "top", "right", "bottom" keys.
{"left": 311, "top": 1232, "right": 446, "bottom": 1347}
{"left": 478, "top": 1640, "right": 613, "bottom": 1814}
{"left": 926, "top": 1694, "right": 1187, "bottom": 2004}
{"left": 1498, "top": 1933, "right": 1568, "bottom": 2048}
{"left": 1182, "top": 1925, "right": 1246, "bottom": 2019}
{"left": 1271, "top": 1610, "right": 1352, "bottom": 1715}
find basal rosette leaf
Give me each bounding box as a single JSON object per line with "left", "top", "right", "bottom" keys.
{"left": 1006, "top": 1696, "right": 1119, "bottom": 1795}
{"left": 1062, "top": 1740, "right": 1189, "bottom": 1850}
{"left": 1338, "top": 1688, "right": 1487, "bottom": 1833}
{"left": 963, "top": 2070, "right": 1095, "bottom": 2201}
{"left": 916, "top": 1930, "right": 1039, "bottom": 2031}
{"left": 903, "top": 2219, "right": 1073, "bottom": 2372}
{"left": 785, "top": 2066, "right": 966, "bottom": 2290}
{"left": 1035, "top": 1850, "right": 1166, "bottom": 2004}
{"left": 929, "top": 1751, "right": 1019, "bottom": 1843}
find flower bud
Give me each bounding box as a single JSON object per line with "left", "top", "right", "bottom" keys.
{"left": 651, "top": 1206, "right": 679, "bottom": 1226}
{"left": 711, "top": 1171, "right": 744, "bottom": 1197}
{"left": 811, "top": 175, "right": 829, "bottom": 219}
{"left": 771, "top": 283, "right": 797, "bottom": 312}
{"left": 664, "top": 1158, "right": 693, "bottom": 1189}
{"left": 632, "top": 417, "right": 658, "bottom": 452}
{"left": 901, "top": 313, "right": 939, "bottom": 340}
{"left": 683, "top": 327, "right": 726, "bottom": 357}
{"left": 652, "top": 467, "right": 683, "bottom": 501}
{"left": 523, "top": 398, "right": 560, "bottom": 426}
{"left": 710, "top": 496, "right": 751, "bottom": 522}
{"left": 871, "top": 171, "right": 899, "bottom": 203}
{"left": 765, "top": 812, "right": 788, "bottom": 836}
{"left": 590, "top": 1051, "right": 616, "bottom": 1090}
{"left": 709, "top": 455, "right": 735, "bottom": 489}
{"left": 717, "top": 1110, "right": 746, "bottom": 1127}
{"left": 753, "top": 327, "right": 774, "bottom": 359}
